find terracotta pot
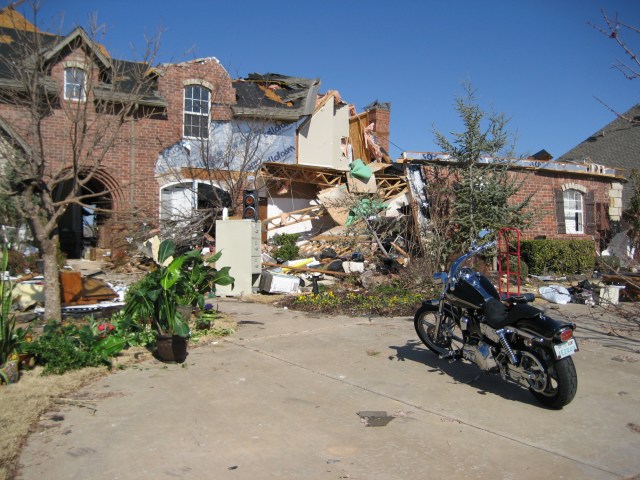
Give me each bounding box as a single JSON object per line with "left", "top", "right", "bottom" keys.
{"left": 155, "top": 334, "right": 188, "bottom": 363}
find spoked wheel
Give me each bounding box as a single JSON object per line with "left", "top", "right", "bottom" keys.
{"left": 522, "top": 349, "right": 578, "bottom": 409}
{"left": 414, "top": 305, "right": 462, "bottom": 357}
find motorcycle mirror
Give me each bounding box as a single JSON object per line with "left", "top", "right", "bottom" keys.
{"left": 478, "top": 229, "right": 491, "bottom": 239}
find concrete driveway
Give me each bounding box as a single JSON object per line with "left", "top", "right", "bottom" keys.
{"left": 16, "top": 299, "right": 640, "bottom": 480}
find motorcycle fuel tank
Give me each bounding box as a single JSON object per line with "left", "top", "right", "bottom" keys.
{"left": 446, "top": 269, "right": 499, "bottom": 310}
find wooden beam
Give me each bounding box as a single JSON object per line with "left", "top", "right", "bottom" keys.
{"left": 262, "top": 262, "right": 351, "bottom": 277}
{"left": 263, "top": 205, "right": 327, "bottom": 231}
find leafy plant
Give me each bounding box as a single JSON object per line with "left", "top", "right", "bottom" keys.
{"left": 107, "top": 311, "right": 156, "bottom": 348}
{"left": 1, "top": 244, "right": 27, "bottom": 367}
{"left": 23, "top": 320, "right": 125, "bottom": 375}
{"left": 272, "top": 233, "right": 300, "bottom": 262}
{"left": 124, "top": 240, "right": 234, "bottom": 338}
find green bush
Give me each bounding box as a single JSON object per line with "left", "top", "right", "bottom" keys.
{"left": 500, "top": 256, "right": 529, "bottom": 283}
{"left": 272, "top": 233, "right": 300, "bottom": 261}
{"left": 23, "top": 320, "right": 126, "bottom": 375}
{"left": 521, "top": 240, "right": 595, "bottom": 275}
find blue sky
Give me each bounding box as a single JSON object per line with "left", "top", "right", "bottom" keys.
{"left": 19, "top": 0, "right": 640, "bottom": 160}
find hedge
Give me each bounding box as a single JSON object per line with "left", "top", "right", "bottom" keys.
{"left": 520, "top": 239, "right": 595, "bottom": 275}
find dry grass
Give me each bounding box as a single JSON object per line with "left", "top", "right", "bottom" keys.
{"left": 0, "top": 314, "right": 237, "bottom": 480}
{"left": 0, "top": 366, "right": 107, "bottom": 480}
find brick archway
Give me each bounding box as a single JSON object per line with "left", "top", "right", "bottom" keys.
{"left": 54, "top": 168, "right": 123, "bottom": 258}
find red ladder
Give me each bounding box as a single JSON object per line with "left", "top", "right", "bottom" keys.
{"left": 497, "top": 228, "right": 521, "bottom": 299}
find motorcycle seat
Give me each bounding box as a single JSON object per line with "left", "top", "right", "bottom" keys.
{"left": 503, "top": 293, "right": 536, "bottom": 304}
{"left": 483, "top": 298, "right": 510, "bottom": 328}
{"left": 507, "top": 303, "right": 543, "bottom": 323}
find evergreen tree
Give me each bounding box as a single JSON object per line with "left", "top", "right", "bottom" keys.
{"left": 433, "top": 84, "right": 533, "bottom": 252}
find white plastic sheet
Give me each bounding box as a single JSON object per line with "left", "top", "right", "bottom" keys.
{"left": 539, "top": 285, "right": 572, "bottom": 304}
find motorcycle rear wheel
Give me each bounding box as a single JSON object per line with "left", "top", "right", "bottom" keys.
{"left": 526, "top": 348, "right": 578, "bottom": 409}
{"left": 414, "top": 305, "right": 460, "bottom": 356}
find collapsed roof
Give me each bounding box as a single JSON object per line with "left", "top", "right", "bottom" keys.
{"left": 232, "top": 73, "right": 320, "bottom": 121}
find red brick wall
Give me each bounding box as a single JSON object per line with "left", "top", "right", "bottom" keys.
{"left": 0, "top": 48, "right": 236, "bottom": 250}
{"left": 509, "top": 169, "right": 610, "bottom": 241}
{"left": 366, "top": 107, "right": 390, "bottom": 155}
{"left": 416, "top": 164, "right": 612, "bottom": 244}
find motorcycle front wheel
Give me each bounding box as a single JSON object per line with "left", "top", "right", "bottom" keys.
{"left": 414, "top": 305, "right": 461, "bottom": 356}
{"left": 522, "top": 348, "right": 578, "bottom": 409}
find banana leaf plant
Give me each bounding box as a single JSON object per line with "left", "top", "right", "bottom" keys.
{"left": 1, "top": 244, "right": 26, "bottom": 367}
{"left": 124, "top": 240, "right": 234, "bottom": 338}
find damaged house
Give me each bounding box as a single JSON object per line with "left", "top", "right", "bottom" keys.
{"left": 401, "top": 151, "right": 626, "bottom": 251}
{"left": 0, "top": 7, "right": 399, "bottom": 261}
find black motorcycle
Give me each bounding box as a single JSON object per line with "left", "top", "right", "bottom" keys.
{"left": 414, "top": 230, "right": 578, "bottom": 409}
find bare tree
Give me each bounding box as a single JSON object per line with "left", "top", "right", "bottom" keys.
{"left": 589, "top": 10, "right": 640, "bottom": 120}
{"left": 0, "top": 3, "right": 161, "bottom": 320}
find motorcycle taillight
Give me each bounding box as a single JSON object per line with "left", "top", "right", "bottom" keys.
{"left": 559, "top": 328, "right": 573, "bottom": 342}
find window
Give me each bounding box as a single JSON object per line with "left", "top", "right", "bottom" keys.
{"left": 64, "top": 67, "right": 86, "bottom": 101}
{"left": 563, "top": 189, "right": 584, "bottom": 234}
{"left": 184, "top": 85, "right": 210, "bottom": 139}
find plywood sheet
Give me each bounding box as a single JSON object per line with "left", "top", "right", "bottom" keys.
{"left": 317, "top": 186, "right": 351, "bottom": 226}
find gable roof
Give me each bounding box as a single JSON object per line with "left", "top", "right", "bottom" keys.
{"left": 232, "top": 73, "right": 320, "bottom": 121}
{"left": 558, "top": 103, "right": 640, "bottom": 176}
{"left": 0, "top": 7, "right": 166, "bottom": 108}
{"left": 42, "top": 26, "right": 112, "bottom": 71}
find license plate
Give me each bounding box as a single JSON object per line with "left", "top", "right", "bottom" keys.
{"left": 554, "top": 338, "right": 578, "bottom": 359}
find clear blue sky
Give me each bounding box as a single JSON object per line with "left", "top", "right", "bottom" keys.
{"left": 17, "top": 0, "right": 640, "bottom": 160}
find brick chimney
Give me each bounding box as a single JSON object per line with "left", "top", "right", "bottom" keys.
{"left": 364, "top": 100, "right": 390, "bottom": 156}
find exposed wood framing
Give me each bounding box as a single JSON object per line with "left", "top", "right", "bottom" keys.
{"left": 375, "top": 173, "right": 408, "bottom": 200}
{"left": 260, "top": 162, "right": 407, "bottom": 201}
{"left": 349, "top": 112, "right": 393, "bottom": 164}
{"left": 259, "top": 163, "right": 344, "bottom": 188}
{"left": 349, "top": 112, "right": 369, "bottom": 162}
{"left": 262, "top": 205, "right": 327, "bottom": 231}
{"left": 178, "top": 167, "right": 242, "bottom": 181}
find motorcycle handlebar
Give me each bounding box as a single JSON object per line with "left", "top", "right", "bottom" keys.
{"left": 446, "top": 239, "right": 496, "bottom": 288}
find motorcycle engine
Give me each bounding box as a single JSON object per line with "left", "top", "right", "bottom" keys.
{"left": 463, "top": 341, "right": 497, "bottom": 371}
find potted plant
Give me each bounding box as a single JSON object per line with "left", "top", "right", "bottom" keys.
{"left": 124, "top": 240, "right": 233, "bottom": 362}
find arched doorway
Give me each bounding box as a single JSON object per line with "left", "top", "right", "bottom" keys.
{"left": 55, "top": 174, "right": 116, "bottom": 259}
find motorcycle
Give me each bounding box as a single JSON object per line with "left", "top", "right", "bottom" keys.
{"left": 414, "top": 230, "right": 578, "bottom": 409}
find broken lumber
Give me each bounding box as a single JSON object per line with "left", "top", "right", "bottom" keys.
{"left": 262, "top": 262, "right": 351, "bottom": 277}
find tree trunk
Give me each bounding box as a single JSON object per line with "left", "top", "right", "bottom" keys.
{"left": 41, "top": 235, "right": 62, "bottom": 322}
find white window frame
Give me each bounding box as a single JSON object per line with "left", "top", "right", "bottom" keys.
{"left": 563, "top": 189, "right": 584, "bottom": 234}
{"left": 183, "top": 85, "right": 211, "bottom": 139}
{"left": 64, "top": 67, "right": 86, "bottom": 101}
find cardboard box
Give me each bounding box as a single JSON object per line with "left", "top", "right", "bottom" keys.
{"left": 259, "top": 271, "right": 300, "bottom": 294}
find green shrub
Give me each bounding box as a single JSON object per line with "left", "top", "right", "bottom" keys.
{"left": 23, "top": 320, "right": 126, "bottom": 375}
{"left": 272, "top": 233, "right": 300, "bottom": 261}
{"left": 521, "top": 240, "right": 595, "bottom": 275}
{"left": 500, "top": 256, "right": 529, "bottom": 283}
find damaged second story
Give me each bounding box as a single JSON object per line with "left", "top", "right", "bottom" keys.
{"left": 0, "top": 7, "right": 395, "bottom": 257}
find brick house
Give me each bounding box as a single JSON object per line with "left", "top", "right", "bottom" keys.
{"left": 401, "top": 152, "right": 625, "bottom": 250}
{"left": 0, "top": 8, "right": 392, "bottom": 256}
{"left": 558, "top": 103, "right": 639, "bottom": 209}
